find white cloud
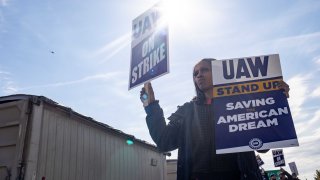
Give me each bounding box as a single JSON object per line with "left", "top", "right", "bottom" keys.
{"left": 276, "top": 1, "right": 320, "bottom": 27}
{"left": 19, "top": 72, "right": 121, "bottom": 90}
{"left": 90, "top": 33, "right": 131, "bottom": 63}
{"left": 0, "top": 70, "right": 18, "bottom": 95}
{"left": 0, "top": 2, "right": 9, "bottom": 34}
{"left": 245, "top": 31, "right": 320, "bottom": 57}
{"left": 281, "top": 72, "right": 320, "bottom": 179}
{"left": 20, "top": 22, "right": 49, "bottom": 46}
{"left": 0, "top": 11, "right": 4, "bottom": 30}
{"left": 3, "top": 83, "right": 18, "bottom": 94}
{"left": 194, "top": 2, "right": 320, "bottom": 57}
{"left": 313, "top": 56, "right": 320, "bottom": 70}
{"left": 0, "top": 70, "right": 10, "bottom": 75}
{"left": 285, "top": 133, "right": 320, "bottom": 179}
{"left": 0, "top": 0, "right": 8, "bottom": 6}
{"left": 272, "top": 32, "right": 320, "bottom": 54}
{"left": 287, "top": 74, "right": 312, "bottom": 119}
{"left": 299, "top": 109, "right": 320, "bottom": 135}
{"left": 311, "top": 86, "right": 320, "bottom": 97}
{"left": 311, "top": 55, "right": 320, "bottom": 105}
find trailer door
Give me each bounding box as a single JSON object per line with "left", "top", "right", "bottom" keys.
{"left": 0, "top": 100, "right": 29, "bottom": 180}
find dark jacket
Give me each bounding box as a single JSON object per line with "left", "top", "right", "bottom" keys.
{"left": 145, "top": 101, "right": 263, "bottom": 180}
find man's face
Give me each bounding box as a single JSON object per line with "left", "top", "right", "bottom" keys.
{"left": 193, "top": 61, "right": 213, "bottom": 91}
{"left": 270, "top": 175, "right": 276, "bottom": 180}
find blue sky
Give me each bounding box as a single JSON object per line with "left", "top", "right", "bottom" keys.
{"left": 1, "top": 0, "right": 320, "bottom": 179}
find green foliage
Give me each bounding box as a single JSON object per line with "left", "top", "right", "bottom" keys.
{"left": 314, "top": 170, "right": 320, "bottom": 180}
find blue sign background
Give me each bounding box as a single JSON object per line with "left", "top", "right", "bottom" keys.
{"left": 213, "top": 90, "right": 297, "bottom": 151}
{"left": 129, "top": 28, "right": 168, "bottom": 89}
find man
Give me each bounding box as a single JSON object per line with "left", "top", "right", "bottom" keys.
{"left": 280, "top": 168, "right": 293, "bottom": 180}
{"left": 270, "top": 174, "right": 277, "bottom": 180}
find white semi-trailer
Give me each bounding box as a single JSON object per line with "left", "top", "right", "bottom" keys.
{"left": 0, "top": 94, "right": 166, "bottom": 180}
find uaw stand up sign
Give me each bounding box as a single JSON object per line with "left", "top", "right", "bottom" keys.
{"left": 128, "top": 3, "right": 169, "bottom": 90}
{"left": 212, "top": 54, "right": 299, "bottom": 154}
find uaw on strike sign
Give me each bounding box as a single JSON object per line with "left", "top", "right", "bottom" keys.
{"left": 273, "top": 149, "right": 285, "bottom": 167}
{"left": 212, "top": 54, "right": 299, "bottom": 154}
{"left": 129, "top": 3, "right": 169, "bottom": 90}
